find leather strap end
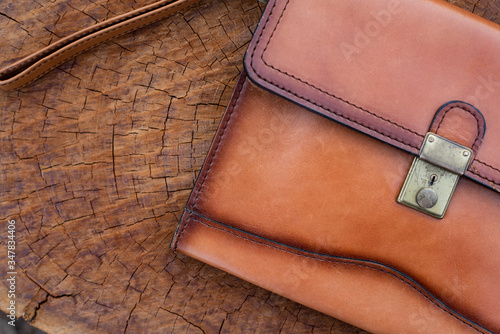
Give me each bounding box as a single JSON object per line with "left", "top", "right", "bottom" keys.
{"left": 0, "top": 0, "right": 199, "bottom": 90}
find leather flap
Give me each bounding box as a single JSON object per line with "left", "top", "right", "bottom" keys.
{"left": 245, "top": 0, "right": 500, "bottom": 193}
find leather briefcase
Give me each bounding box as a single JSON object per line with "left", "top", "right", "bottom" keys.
{"left": 171, "top": 0, "right": 500, "bottom": 333}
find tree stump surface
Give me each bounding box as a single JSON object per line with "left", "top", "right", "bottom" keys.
{"left": 0, "top": 0, "right": 499, "bottom": 333}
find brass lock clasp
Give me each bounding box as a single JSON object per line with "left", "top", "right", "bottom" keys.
{"left": 398, "top": 133, "right": 473, "bottom": 218}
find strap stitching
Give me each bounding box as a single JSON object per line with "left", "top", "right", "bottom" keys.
{"left": 172, "top": 212, "right": 190, "bottom": 251}
{"left": 476, "top": 159, "right": 500, "bottom": 174}
{"left": 191, "top": 73, "right": 249, "bottom": 211}
{"left": 175, "top": 73, "right": 247, "bottom": 251}
{"left": 1, "top": 0, "right": 182, "bottom": 74}
{"left": 469, "top": 165, "right": 500, "bottom": 188}
{"left": 0, "top": 0, "right": 194, "bottom": 88}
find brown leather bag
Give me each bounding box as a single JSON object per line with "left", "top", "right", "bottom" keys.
{"left": 171, "top": 0, "right": 500, "bottom": 333}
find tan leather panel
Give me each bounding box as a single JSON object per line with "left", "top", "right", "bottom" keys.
{"left": 175, "top": 213, "right": 483, "bottom": 334}
{"left": 178, "top": 75, "right": 500, "bottom": 332}
{"left": 245, "top": 0, "right": 500, "bottom": 190}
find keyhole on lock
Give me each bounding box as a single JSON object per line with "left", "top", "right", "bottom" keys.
{"left": 416, "top": 174, "right": 440, "bottom": 209}
{"left": 429, "top": 174, "right": 438, "bottom": 186}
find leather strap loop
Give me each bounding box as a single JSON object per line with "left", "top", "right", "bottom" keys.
{"left": 0, "top": 0, "right": 200, "bottom": 90}
{"left": 429, "top": 101, "right": 486, "bottom": 160}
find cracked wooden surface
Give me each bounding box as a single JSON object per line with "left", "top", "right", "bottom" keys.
{"left": 0, "top": 0, "right": 499, "bottom": 333}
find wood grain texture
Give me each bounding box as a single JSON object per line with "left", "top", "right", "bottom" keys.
{"left": 0, "top": 0, "right": 498, "bottom": 333}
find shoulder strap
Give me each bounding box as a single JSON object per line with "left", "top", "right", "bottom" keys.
{"left": 0, "top": 0, "right": 199, "bottom": 90}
